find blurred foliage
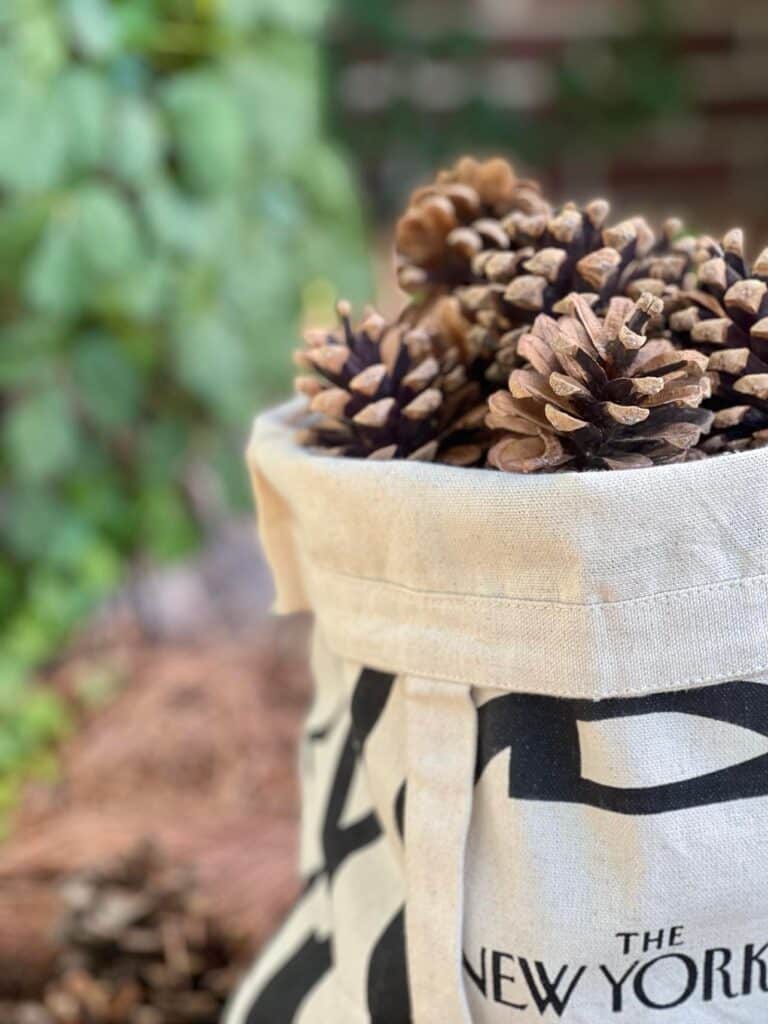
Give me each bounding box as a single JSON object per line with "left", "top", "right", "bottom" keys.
{"left": 0, "top": 0, "right": 370, "bottom": 798}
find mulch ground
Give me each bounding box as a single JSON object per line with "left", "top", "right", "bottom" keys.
{"left": 0, "top": 599, "right": 311, "bottom": 1001}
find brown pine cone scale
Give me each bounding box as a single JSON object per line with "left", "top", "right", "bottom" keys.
{"left": 487, "top": 292, "right": 713, "bottom": 472}
{"left": 295, "top": 302, "right": 488, "bottom": 464}
{"left": 461, "top": 205, "right": 694, "bottom": 335}
{"left": 395, "top": 156, "right": 548, "bottom": 295}
{"left": 670, "top": 229, "right": 768, "bottom": 452}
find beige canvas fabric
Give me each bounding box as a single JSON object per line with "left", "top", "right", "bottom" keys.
{"left": 228, "top": 398, "right": 768, "bottom": 1024}
{"left": 251, "top": 399, "right": 768, "bottom": 700}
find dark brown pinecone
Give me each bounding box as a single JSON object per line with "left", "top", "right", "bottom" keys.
{"left": 459, "top": 203, "right": 696, "bottom": 353}
{"left": 487, "top": 292, "right": 713, "bottom": 473}
{"left": 395, "top": 156, "right": 548, "bottom": 296}
{"left": 19, "top": 841, "right": 244, "bottom": 1024}
{"left": 295, "top": 301, "right": 489, "bottom": 467}
{"left": 669, "top": 228, "right": 768, "bottom": 453}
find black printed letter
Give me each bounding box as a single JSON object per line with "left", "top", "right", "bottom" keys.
{"left": 492, "top": 951, "right": 527, "bottom": 1010}
{"left": 599, "top": 961, "right": 639, "bottom": 1013}
{"left": 742, "top": 942, "right": 768, "bottom": 995}
{"left": 703, "top": 948, "right": 736, "bottom": 1002}
{"left": 634, "top": 955, "right": 697, "bottom": 1010}
{"left": 518, "top": 959, "right": 587, "bottom": 1017}
{"left": 463, "top": 947, "right": 488, "bottom": 996}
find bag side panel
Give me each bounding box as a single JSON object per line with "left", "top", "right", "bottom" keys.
{"left": 229, "top": 652, "right": 409, "bottom": 1023}
{"left": 464, "top": 678, "right": 768, "bottom": 1022}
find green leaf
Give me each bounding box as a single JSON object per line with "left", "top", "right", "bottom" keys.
{"left": 110, "top": 96, "right": 163, "bottom": 185}
{"left": 138, "top": 486, "right": 199, "bottom": 560}
{"left": 46, "top": 528, "right": 122, "bottom": 594}
{"left": 0, "top": 316, "right": 62, "bottom": 390}
{"left": 0, "top": 563, "right": 18, "bottom": 621}
{"left": 11, "top": 9, "right": 67, "bottom": 78}
{"left": 295, "top": 142, "right": 364, "bottom": 217}
{"left": 0, "top": 733, "right": 25, "bottom": 775}
{"left": 4, "top": 388, "right": 79, "bottom": 483}
{"left": 59, "top": 66, "right": 111, "bottom": 172}
{"left": 62, "top": 0, "right": 119, "bottom": 60}
{"left": 44, "top": 519, "right": 96, "bottom": 571}
{"left": 0, "top": 665, "right": 28, "bottom": 716}
{"left": 0, "top": 78, "right": 70, "bottom": 191}
{"left": 172, "top": 314, "right": 251, "bottom": 422}
{"left": 112, "top": 0, "right": 161, "bottom": 52}
{"left": 163, "top": 72, "right": 246, "bottom": 194}
{"left": 112, "top": 258, "right": 170, "bottom": 320}
{"left": 71, "top": 334, "right": 142, "bottom": 430}
{"left": 1, "top": 488, "right": 62, "bottom": 560}
{"left": 74, "top": 184, "right": 142, "bottom": 277}
{"left": 3, "top": 611, "right": 57, "bottom": 669}
{"left": 24, "top": 211, "right": 84, "bottom": 315}
{"left": 65, "top": 469, "right": 129, "bottom": 538}
{"left": 0, "top": 198, "right": 50, "bottom": 277}
{"left": 142, "top": 181, "right": 219, "bottom": 254}
{"left": 229, "top": 40, "right": 320, "bottom": 166}
{"left": 12, "top": 689, "right": 69, "bottom": 747}
{"left": 219, "top": 220, "right": 296, "bottom": 322}
{"left": 138, "top": 418, "right": 188, "bottom": 484}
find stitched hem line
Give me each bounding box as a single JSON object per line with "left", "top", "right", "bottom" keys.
{"left": 308, "top": 561, "right": 768, "bottom": 614}
{"left": 322, "top": 633, "right": 768, "bottom": 699}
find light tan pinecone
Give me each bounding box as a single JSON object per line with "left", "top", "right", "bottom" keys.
{"left": 395, "top": 156, "right": 548, "bottom": 296}
{"left": 409, "top": 293, "right": 501, "bottom": 389}
{"left": 295, "top": 302, "right": 489, "bottom": 466}
{"left": 487, "top": 292, "right": 713, "bottom": 473}
{"left": 460, "top": 203, "right": 696, "bottom": 345}
{"left": 669, "top": 228, "right": 768, "bottom": 452}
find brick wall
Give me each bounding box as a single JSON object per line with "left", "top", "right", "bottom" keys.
{"left": 332, "top": 0, "right": 768, "bottom": 240}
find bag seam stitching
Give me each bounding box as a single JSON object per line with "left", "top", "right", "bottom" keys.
{"left": 325, "top": 638, "right": 768, "bottom": 696}
{"left": 309, "top": 561, "right": 768, "bottom": 613}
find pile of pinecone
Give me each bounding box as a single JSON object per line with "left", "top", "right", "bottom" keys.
{"left": 297, "top": 156, "right": 768, "bottom": 472}
{"left": 1, "top": 843, "right": 245, "bottom": 1024}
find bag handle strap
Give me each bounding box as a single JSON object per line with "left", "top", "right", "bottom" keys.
{"left": 404, "top": 676, "right": 476, "bottom": 1024}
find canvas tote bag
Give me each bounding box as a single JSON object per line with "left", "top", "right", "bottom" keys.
{"left": 227, "top": 398, "right": 768, "bottom": 1024}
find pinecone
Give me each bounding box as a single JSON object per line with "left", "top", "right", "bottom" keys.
{"left": 395, "top": 156, "right": 548, "bottom": 296}
{"left": 487, "top": 292, "right": 713, "bottom": 473}
{"left": 460, "top": 203, "right": 695, "bottom": 344}
{"left": 410, "top": 293, "right": 500, "bottom": 389}
{"left": 669, "top": 228, "right": 768, "bottom": 452}
{"left": 23, "top": 841, "right": 243, "bottom": 1024}
{"left": 296, "top": 302, "right": 489, "bottom": 466}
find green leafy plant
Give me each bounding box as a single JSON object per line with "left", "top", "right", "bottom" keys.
{"left": 0, "top": 0, "right": 370, "bottom": 804}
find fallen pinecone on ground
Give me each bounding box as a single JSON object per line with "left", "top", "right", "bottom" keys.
{"left": 395, "top": 156, "right": 548, "bottom": 296}
{"left": 669, "top": 228, "right": 768, "bottom": 453}
{"left": 486, "top": 292, "right": 713, "bottom": 472}
{"left": 295, "top": 301, "right": 489, "bottom": 466}
{"left": 2, "top": 842, "right": 246, "bottom": 1024}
